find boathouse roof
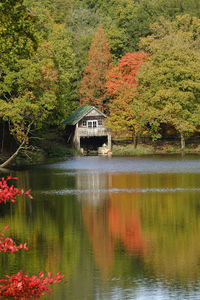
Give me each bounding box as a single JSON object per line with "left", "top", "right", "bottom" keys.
{"left": 63, "top": 105, "right": 106, "bottom": 125}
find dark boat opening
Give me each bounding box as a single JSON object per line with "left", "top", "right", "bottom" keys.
{"left": 80, "top": 136, "right": 108, "bottom": 151}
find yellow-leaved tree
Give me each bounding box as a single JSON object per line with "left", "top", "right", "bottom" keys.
{"left": 138, "top": 15, "right": 200, "bottom": 150}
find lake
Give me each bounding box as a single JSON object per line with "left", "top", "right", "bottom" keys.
{"left": 1, "top": 155, "right": 200, "bottom": 299}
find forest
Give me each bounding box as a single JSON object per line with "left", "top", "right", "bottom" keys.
{"left": 1, "top": 0, "right": 200, "bottom": 164}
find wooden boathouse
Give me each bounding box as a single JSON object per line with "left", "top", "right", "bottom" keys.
{"left": 63, "top": 106, "right": 111, "bottom": 152}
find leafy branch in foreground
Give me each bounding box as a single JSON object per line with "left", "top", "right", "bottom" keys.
{"left": 0, "top": 176, "right": 32, "bottom": 204}
{"left": 0, "top": 270, "right": 65, "bottom": 299}
{"left": 0, "top": 226, "right": 28, "bottom": 253}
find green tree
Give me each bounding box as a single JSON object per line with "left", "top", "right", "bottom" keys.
{"left": 0, "top": 0, "right": 78, "bottom": 167}
{"left": 25, "top": 0, "right": 78, "bottom": 122}
{"left": 0, "top": 0, "right": 77, "bottom": 166}
{"left": 0, "top": 42, "right": 58, "bottom": 167}
{"left": 48, "top": 24, "right": 78, "bottom": 122}
{"left": 66, "top": 2, "right": 101, "bottom": 106}
{"left": 138, "top": 15, "right": 200, "bottom": 149}
{"left": 0, "top": 0, "right": 43, "bottom": 166}
{"left": 25, "top": 0, "right": 71, "bottom": 24}
{"left": 107, "top": 86, "right": 148, "bottom": 148}
{"left": 0, "top": 0, "right": 37, "bottom": 63}
{"left": 79, "top": 24, "right": 112, "bottom": 112}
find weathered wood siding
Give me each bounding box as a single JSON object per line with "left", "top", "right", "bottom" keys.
{"left": 78, "top": 127, "right": 109, "bottom": 137}
{"left": 65, "top": 107, "right": 111, "bottom": 151}
{"left": 86, "top": 108, "right": 102, "bottom": 117}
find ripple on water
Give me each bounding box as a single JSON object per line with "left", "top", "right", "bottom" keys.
{"left": 42, "top": 187, "right": 200, "bottom": 195}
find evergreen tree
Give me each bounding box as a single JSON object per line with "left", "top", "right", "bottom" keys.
{"left": 79, "top": 24, "right": 112, "bottom": 112}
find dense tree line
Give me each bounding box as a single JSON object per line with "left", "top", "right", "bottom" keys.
{"left": 78, "top": 2, "right": 200, "bottom": 149}
{"left": 1, "top": 0, "right": 200, "bottom": 164}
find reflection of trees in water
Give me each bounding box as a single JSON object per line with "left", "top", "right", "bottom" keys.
{"left": 80, "top": 170, "right": 200, "bottom": 284}
{"left": 108, "top": 204, "right": 144, "bottom": 255}
{"left": 79, "top": 171, "right": 146, "bottom": 277}
{"left": 82, "top": 202, "right": 114, "bottom": 278}
{"left": 2, "top": 167, "right": 200, "bottom": 287}
{"left": 109, "top": 173, "right": 146, "bottom": 256}
{"left": 82, "top": 199, "right": 146, "bottom": 278}
{"left": 139, "top": 191, "right": 200, "bottom": 282}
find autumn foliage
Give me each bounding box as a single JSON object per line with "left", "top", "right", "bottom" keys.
{"left": 79, "top": 24, "right": 112, "bottom": 112}
{"left": 0, "top": 270, "right": 64, "bottom": 299}
{"left": 0, "top": 176, "right": 65, "bottom": 298}
{"left": 106, "top": 51, "right": 149, "bottom": 96}
{"left": 0, "top": 225, "right": 28, "bottom": 253}
{"left": 0, "top": 176, "right": 32, "bottom": 204}
{"left": 82, "top": 194, "right": 146, "bottom": 277}
{"left": 106, "top": 51, "right": 149, "bottom": 145}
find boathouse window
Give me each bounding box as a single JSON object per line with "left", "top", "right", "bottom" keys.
{"left": 87, "top": 121, "right": 98, "bottom": 128}
{"left": 82, "top": 120, "right": 87, "bottom": 127}
{"left": 98, "top": 120, "right": 102, "bottom": 126}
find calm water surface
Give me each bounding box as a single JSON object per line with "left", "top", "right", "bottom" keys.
{"left": 1, "top": 155, "right": 200, "bottom": 299}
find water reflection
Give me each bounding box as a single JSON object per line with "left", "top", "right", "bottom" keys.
{"left": 1, "top": 156, "right": 200, "bottom": 299}
{"left": 77, "top": 171, "right": 148, "bottom": 279}
{"left": 74, "top": 158, "right": 200, "bottom": 286}
{"left": 46, "top": 155, "right": 200, "bottom": 174}
{"left": 76, "top": 172, "right": 110, "bottom": 203}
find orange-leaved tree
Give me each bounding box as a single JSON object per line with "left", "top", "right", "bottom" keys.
{"left": 79, "top": 24, "right": 112, "bottom": 112}
{"left": 106, "top": 52, "right": 150, "bottom": 148}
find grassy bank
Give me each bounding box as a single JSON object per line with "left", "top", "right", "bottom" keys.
{"left": 112, "top": 144, "right": 154, "bottom": 155}
{"left": 112, "top": 141, "right": 200, "bottom": 156}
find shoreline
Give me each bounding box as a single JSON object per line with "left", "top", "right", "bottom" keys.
{"left": 111, "top": 142, "right": 200, "bottom": 156}
{"left": 1, "top": 137, "right": 200, "bottom": 169}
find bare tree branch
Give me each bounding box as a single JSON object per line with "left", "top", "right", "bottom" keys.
{"left": 0, "top": 122, "right": 33, "bottom": 168}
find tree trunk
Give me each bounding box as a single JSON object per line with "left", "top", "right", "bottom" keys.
{"left": 0, "top": 140, "right": 25, "bottom": 168}
{"left": 180, "top": 132, "right": 185, "bottom": 151}
{"left": 133, "top": 133, "right": 138, "bottom": 149}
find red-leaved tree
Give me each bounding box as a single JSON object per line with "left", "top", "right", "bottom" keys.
{"left": 0, "top": 176, "right": 65, "bottom": 298}
{"left": 106, "top": 52, "right": 150, "bottom": 147}
{"left": 79, "top": 24, "right": 112, "bottom": 112}
{"left": 106, "top": 51, "right": 149, "bottom": 97}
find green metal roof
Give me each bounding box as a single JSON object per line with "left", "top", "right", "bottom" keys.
{"left": 62, "top": 105, "right": 94, "bottom": 125}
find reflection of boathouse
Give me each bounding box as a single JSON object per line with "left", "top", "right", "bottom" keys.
{"left": 63, "top": 106, "right": 111, "bottom": 152}
{"left": 76, "top": 171, "right": 110, "bottom": 203}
